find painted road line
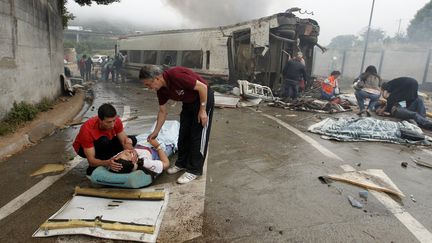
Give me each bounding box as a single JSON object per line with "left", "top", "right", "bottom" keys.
{"left": 259, "top": 109, "right": 432, "bottom": 242}
{"left": 0, "top": 157, "right": 82, "bottom": 221}
{"left": 339, "top": 164, "right": 432, "bottom": 243}
{"left": 260, "top": 113, "right": 343, "bottom": 161}
{"left": 0, "top": 106, "right": 130, "bottom": 222}
{"left": 371, "top": 191, "right": 432, "bottom": 242}
{"left": 123, "top": 105, "right": 130, "bottom": 125}
{"left": 422, "top": 149, "right": 432, "bottom": 156}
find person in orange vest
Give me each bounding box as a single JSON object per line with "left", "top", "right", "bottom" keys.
{"left": 321, "top": 71, "right": 341, "bottom": 100}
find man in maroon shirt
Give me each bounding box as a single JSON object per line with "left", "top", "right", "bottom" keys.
{"left": 139, "top": 65, "right": 214, "bottom": 184}
{"left": 73, "top": 103, "right": 137, "bottom": 175}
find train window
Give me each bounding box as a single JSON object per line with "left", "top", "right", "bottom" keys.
{"left": 206, "top": 51, "right": 210, "bottom": 70}
{"left": 129, "top": 50, "right": 141, "bottom": 63}
{"left": 160, "top": 51, "right": 177, "bottom": 66}
{"left": 142, "top": 51, "right": 157, "bottom": 64}
{"left": 181, "top": 51, "right": 203, "bottom": 69}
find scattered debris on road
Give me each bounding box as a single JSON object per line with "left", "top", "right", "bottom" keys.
{"left": 348, "top": 195, "right": 363, "bottom": 208}
{"left": 411, "top": 157, "right": 432, "bottom": 169}
{"left": 359, "top": 190, "right": 368, "bottom": 200}
{"left": 268, "top": 97, "right": 352, "bottom": 114}
{"left": 30, "top": 164, "right": 65, "bottom": 177}
{"left": 327, "top": 169, "right": 405, "bottom": 198}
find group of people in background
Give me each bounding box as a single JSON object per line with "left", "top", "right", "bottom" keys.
{"left": 77, "top": 53, "right": 127, "bottom": 82}
{"left": 318, "top": 64, "right": 432, "bottom": 130}
{"left": 100, "top": 54, "right": 126, "bottom": 82}
{"left": 78, "top": 55, "right": 94, "bottom": 81}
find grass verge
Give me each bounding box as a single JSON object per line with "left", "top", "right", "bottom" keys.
{"left": 0, "top": 98, "right": 55, "bottom": 136}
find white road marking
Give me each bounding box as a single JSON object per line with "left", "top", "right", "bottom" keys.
{"left": 371, "top": 191, "right": 432, "bottom": 242}
{"left": 261, "top": 113, "right": 343, "bottom": 161}
{"left": 422, "top": 149, "right": 432, "bottom": 156}
{"left": 339, "top": 164, "right": 432, "bottom": 243}
{"left": 340, "top": 164, "right": 356, "bottom": 172}
{"left": 0, "top": 157, "right": 82, "bottom": 221}
{"left": 0, "top": 106, "right": 130, "bottom": 222}
{"left": 258, "top": 110, "right": 432, "bottom": 242}
{"left": 122, "top": 105, "right": 130, "bottom": 125}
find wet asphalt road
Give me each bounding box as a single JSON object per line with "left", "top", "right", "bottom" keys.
{"left": 1, "top": 80, "right": 432, "bottom": 242}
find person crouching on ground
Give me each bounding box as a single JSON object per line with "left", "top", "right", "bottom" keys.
{"left": 321, "top": 71, "right": 341, "bottom": 100}
{"left": 353, "top": 65, "right": 382, "bottom": 117}
{"left": 377, "top": 77, "right": 432, "bottom": 130}
{"left": 139, "top": 65, "right": 214, "bottom": 184}
{"left": 73, "top": 103, "right": 137, "bottom": 175}
{"left": 111, "top": 138, "right": 170, "bottom": 177}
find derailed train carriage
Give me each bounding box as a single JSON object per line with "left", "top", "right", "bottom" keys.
{"left": 117, "top": 12, "right": 321, "bottom": 91}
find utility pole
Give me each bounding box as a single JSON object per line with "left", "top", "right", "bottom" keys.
{"left": 397, "top": 18, "right": 402, "bottom": 36}
{"left": 360, "top": 0, "right": 375, "bottom": 74}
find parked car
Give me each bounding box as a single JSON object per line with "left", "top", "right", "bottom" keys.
{"left": 91, "top": 55, "right": 107, "bottom": 65}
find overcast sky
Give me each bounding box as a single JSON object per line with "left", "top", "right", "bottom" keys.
{"left": 67, "top": 0, "right": 429, "bottom": 45}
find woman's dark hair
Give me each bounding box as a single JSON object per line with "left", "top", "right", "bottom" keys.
{"left": 111, "top": 159, "right": 134, "bottom": 173}
{"left": 139, "top": 65, "right": 163, "bottom": 80}
{"left": 365, "top": 65, "right": 378, "bottom": 75}
{"left": 330, "top": 71, "right": 341, "bottom": 76}
{"left": 98, "top": 103, "right": 117, "bottom": 120}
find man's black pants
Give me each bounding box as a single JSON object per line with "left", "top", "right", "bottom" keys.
{"left": 77, "top": 135, "right": 137, "bottom": 175}
{"left": 175, "top": 89, "right": 214, "bottom": 175}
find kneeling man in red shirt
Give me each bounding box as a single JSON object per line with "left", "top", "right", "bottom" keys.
{"left": 73, "top": 103, "right": 137, "bottom": 175}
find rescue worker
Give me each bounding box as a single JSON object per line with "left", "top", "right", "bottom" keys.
{"left": 139, "top": 65, "right": 214, "bottom": 184}
{"left": 321, "top": 71, "right": 341, "bottom": 100}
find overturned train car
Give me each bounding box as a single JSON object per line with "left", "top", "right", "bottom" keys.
{"left": 118, "top": 12, "right": 320, "bottom": 91}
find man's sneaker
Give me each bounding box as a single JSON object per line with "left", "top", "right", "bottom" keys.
{"left": 167, "top": 165, "right": 184, "bottom": 174}
{"left": 177, "top": 172, "right": 198, "bottom": 184}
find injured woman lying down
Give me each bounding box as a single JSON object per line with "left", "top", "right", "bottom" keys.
{"left": 111, "top": 138, "right": 170, "bottom": 176}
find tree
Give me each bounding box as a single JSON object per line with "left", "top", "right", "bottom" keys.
{"left": 75, "top": 42, "right": 92, "bottom": 54}
{"left": 327, "top": 35, "right": 359, "bottom": 49}
{"left": 61, "top": 0, "right": 120, "bottom": 28}
{"left": 359, "top": 27, "right": 386, "bottom": 43}
{"left": 407, "top": 1, "right": 432, "bottom": 41}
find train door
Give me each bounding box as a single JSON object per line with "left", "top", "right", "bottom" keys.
{"left": 227, "top": 29, "right": 253, "bottom": 82}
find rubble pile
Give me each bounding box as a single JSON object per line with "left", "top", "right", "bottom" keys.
{"left": 268, "top": 97, "right": 352, "bottom": 114}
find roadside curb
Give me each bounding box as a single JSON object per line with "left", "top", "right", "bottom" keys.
{"left": 0, "top": 89, "right": 85, "bottom": 161}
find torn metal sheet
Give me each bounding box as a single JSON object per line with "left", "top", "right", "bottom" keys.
{"left": 33, "top": 188, "right": 169, "bottom": 242}
{"left": 30, "top": 164, "right": 65, "bottom": 177}
{"left": 308, "top": 117, "right": 431, "bottom": 145}
{"left": 238, "top": 98, "right": 262, "bottom": 107}
{"left": 327, "top": 169, "right": 405, "bottom": 198}
{"left": 214, "top": 94, "right": 240, "bottom": 108}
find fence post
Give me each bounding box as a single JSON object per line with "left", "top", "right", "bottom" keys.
{"left": 312, "top": 46, "right": 317, "bottom": 76}
{"left": 340, "top": 50, "right": 347, "bottom": 77}
{"left": 378, "top": 50, "right": 385, "bottom": 76}
{"left": 422, "top": 49, "right": 432, "bottom": 84}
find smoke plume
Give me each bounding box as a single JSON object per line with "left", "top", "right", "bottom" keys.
{"left": 164, "top": 0, "right": 271, "bottom": 27}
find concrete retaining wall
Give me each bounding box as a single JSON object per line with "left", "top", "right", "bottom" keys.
{"left": 0, "top": 0, "right": 64, "bottom": 119}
